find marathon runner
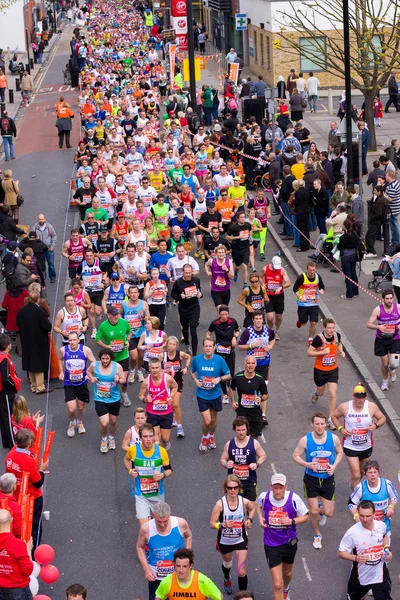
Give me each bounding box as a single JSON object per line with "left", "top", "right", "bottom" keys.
{"left": 122, "top": 285, "right": 150, "bottom": 384}
{"left": 220, "top": 416, "right": 266, "bottom": 501}
{"left": 247, "top": 187, "right": 270, "bottom": 261}
{"left": 293, "top": 261, "right": 325, "bottom": 345}
{"left": 237, "top": 272, "right": 269, "bottom": 328}
{"left": 101, "top": 273, "right": 129, "bottom": 314}
{"left": 226, "top": 211, "right": 252, "bottom": 287}
{"left": 121, "top": 406, "right": 147, "bottom": 452}
{"left": 62, "top": 229, "right": 91, "bottom": 280}
{"left": 207, "top": 306, "right": 240, "bottom": 404}
{"left": 331, "top": 384, "right": 386, "bottom": 489}
{"left": 162, "top": 336, "right": 191, "bottom": 438}
{"left": 53, "top": 292, "right": 88, "bottom": 345}
{"left": 292, "top": 412, "right": 343, "bottom": 549}
{"left": 78, "top": 248, "right": 105, "bottom": 339}
{"left": 209, "top": 475, "right": 255, "bottom": 594}
{"left": 229, "top": 356, "right": 268, "bottom": 439}
{"left": 204, "top": 246, "right": 235, "bottom": 312}
{"left": 171, "top": 264, "right": 202, "bottom": 356}
{"left": 138, "top": 317, "right": 167, "bottom": 373}
{"left": 261, "top": 255, "right": 291, "bottom": 339}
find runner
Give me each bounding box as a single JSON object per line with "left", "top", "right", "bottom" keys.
{"left": 226, "top": 211, "right": 252, "bottom": 287}
{"left": 121, "top": 406, "right": 147, "bottom": 452}
{"left": 209, "top": 475, "right": 256, "bottom": 594}
{"left": 122, "top": 285, "right": 150, "bottom": 384}
{"left": 293, "top": 261, "right": 325, "bottom": 346}
{"left": 95, "top": 305, "right": 132, "bottom": 407}
{"left": 78, "top": 248, "right": 105, "bottom": 339}
{"left": 237, "top": 272, "right": 269, "bottom": 328}
{"left": 93, "top": 225, "right": 119, "bottom": 278}
{"left": 162, "top": 336, "right": 191, "bottom": 438}
{"left": 123, "top": 423, "right": 172, "bottom": 526}
{"left": 204, "top": 227, "right": 231, "bottom": 261}
{"left": 191, "top": 338, "right": 231, "bottom": 452}
{"left": 138, "top": 358, "right": 178, "bottom": 450}
{"left": 87, "top": 348, "right": 126, "bottom": 453}
{"left": 171, "top": 264, "right": 202, "bottom": 356}
{"left": 220, "top": 416, "right": 267, "bottom": 501}
{"left": 205, "top": 245, "right": 235, "bottom": 312}
{"left": 367, "top": 289, "right": 400, "bottom": 391}
{"left": 53, "top": 292, "right": 88, "bottom": 345}
{"left": 331, "top": 384, "right": 386, "bottom": 489}
{"left": 62, "top": 229, "right": 91, "bottom": 279}
{"left": 338, "top": 500, "right": 393, "bottom": 600}
{"left": 155, "top": 548, "right": 222, "bottom": 600}
{"left": 238, "top": 312, "right": 275, "bottom": 426}
{"left": 58, "top": 331, "right": 95, "bottom": 438}
{"left": 138, "top": 317, "right": 167, "bottom": 373}
{"left": 261, "top": 256, "right": 291, "bottom": 339}
{"left": 144, "top": 268, "right": 168, "bottom": 330}
{"left": 292, "top": 412, "right": 343, "bottom": 549}
{"left": 307, "top": 317, "right": 346, "bottom": 429}
{"left": 256, "top": 473, "right": 309, "bottom": 600}
{"left": 101, "top": 273, "right": 129, "bottom": 314}
{"left": 229, "top": 356, "right": 268, "bottom": 440}
{"left": 118, "top": 243, "right": 148, "bottom": 295}
{"left": 247, "top": 188, "right": 270, "bottom": 261}
{"left": 207, "top": 306, "right": 240, "bottom": 404}
{"left": 136, "top": 501, "right": 192, "bottom": 600}
{"left": 70, "top": 277, "right": 91, "bottom": 310}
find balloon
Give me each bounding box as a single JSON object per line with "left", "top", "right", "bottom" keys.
{"left": 32, "top": 561, "right": 41, "bottom": 578}
{"left": 29, "top": 574, "right": 39, "bottom": 597}
{"left": 34, "top": 544, "right": 55, "bottom": 565}
{"left": 40, "top": 564, "right": 59, "bottom": 584}
{"left": 35, "top": 596, "right": 52, "bottom": 600}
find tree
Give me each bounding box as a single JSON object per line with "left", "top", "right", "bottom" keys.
{"left": 274, "top": 0, "right": 400, "bottom": 151}
{"left": 0, "top": 0, "right": 19, "bottom": 11}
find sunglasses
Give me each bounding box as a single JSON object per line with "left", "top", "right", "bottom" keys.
{"left": 226, "top": 485, "right": 239, "bottom": 490}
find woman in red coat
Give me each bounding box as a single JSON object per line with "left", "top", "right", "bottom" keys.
{"left": 1, "top": 289, "right": 28, "bottom": 356}
{"left": 373, "top": 97, "right": 383, "bottom": 127}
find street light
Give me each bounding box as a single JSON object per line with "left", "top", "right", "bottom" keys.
{"left": 343, "top": 0, "right": 354, "bottom": 186}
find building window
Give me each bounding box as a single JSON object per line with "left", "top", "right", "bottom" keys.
{"left": 362, "top": 34, "right": 382, "bottom": 69}
{"left": 254, "top": 30, "right": 258, "bottom": 63}
{"left": 266, "top": 36, "right": 271, "bottom": 70}
{"left": 260, "top": 34, "right": 264, "bottom": 66}
{"left": 300, "top": 37, "right": 326, "bottom": 72}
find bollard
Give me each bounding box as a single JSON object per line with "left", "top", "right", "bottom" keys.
{"left": 29, "top": 58, "right": 34, "bottom": 70}
{"left": 33, "top": 53, "right": 38, "bottom": 64}
{"left": 328, "top": 89, "right": 333, "bottom": 116}
{"left": 0, "top": 104, "right": 5, "bottom": 117}
{"left": 8, "top": 89, "right": 14, "bottom": 104}
{"left": 15, "top": 78, "right": 20, "bottom": 92}
{"left": 25, "top": 63, "right": 30, "bottom": 74}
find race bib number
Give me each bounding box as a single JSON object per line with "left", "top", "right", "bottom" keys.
{"left": 322, "top": 353, "right": 336, "bottom": 367}
{"left": 216, "top": 344, "right": 231, "bottom": 354}
{"left": 312, "top": 457, "right": 329, "bottom": 471}
{"left": 147, "top": 346, "right": 162, "bottom": 359}
{"left": 253, "top": 347, "right": 266, "bottom": 359}
{"left": 241, "top": 394, "right": 255, "bottom": 408}
{"left": 140, "top": 477, "right": 159, "bottom": 496}
{"left": 233, "top": 464, "right": 249, "bottom": 479}
{"left": 152, "top": 398, "right": 169, "bottom": 411}
{"left": 374, "top": 509, "right": 385, "bottom": 522}
{"left": 303, "top": 289, "right": 317, "bottom": 302}
{"left": 152, "top": 287, "right": 166, "bottom": 303}
{"left": 65, "top": 324, "right": 79, "bottom": 334}
{"left": 268, "top": 509, "right": 288, "bottom": 528}
{"left": 223, "top": 519, "right": 243, "bottom": 538}
{"left": 184, "top": 286, "right": 198, "bottom": 298}
{"left": 97, "top": 382, "right": 111, "bottom": 398}
{"left": 251, "top": 300, "right": 263, "bottom": 310}
{"left": 215, "top": 276, "right": 227, "bottom": 287}
{"left": 110, "top": 339, "right": 124, "bottom": 352}
{"left": 351, "top": 428, "right": 368, "bottom": 445}
{"left": 72, "top": 252, "right": 84, "bottom": 263}
{"left": 267, "top": 282, "right": 279, "bottom": 292}
{"left": 201, "top": 376, "right": 215, "bottom": 389}
{"left": 361, "top": 545, "right": 384, "bottom": 565}
{"left": 127, "top": 315, "right": 141, "bottom": 330}
{"left": 156, "top": 560, "right": 175, "bottom": 578}
{"left": 69, "top": 369, "right": 84, "bottom": 382}
{"left": 239, "top": 230, "right": 249, "bottom": 240}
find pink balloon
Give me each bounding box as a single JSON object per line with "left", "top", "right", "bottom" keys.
{"left": 35, "top": 596, "right": 52, "bottom": 600}
{"left": 40, "top": 564, "right": 59, "bottom": 584}
{"left": 34, "top": 544, "right": 55, "bottom": 565}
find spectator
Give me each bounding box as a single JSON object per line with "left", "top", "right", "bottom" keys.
{"left": 66, "top": 584, "right": 88, "bottom": 600}
{"left": 337, "top": 218, "right": 360, "bottom": 299}
{"left": 11, "top": 252, "right": 38, "bottom": 295}
{"left": 20, "top": 70, "right": 33, "bottom": 107}
{"left": 0, "top": 333, "right": 21, "bottom": 449}
{"left": 367, "top": 160, "right": 386, "bottom": 189}
{"left": 348, "top": 186, "right": 364, "bottom": 235}
{"left": 385, "top": 170, "right": 400, "bottom": 244}
{"left": 385, "top": 71, "right": 400, "bottom": 112}
{"left": 307, "top": 72, "right": 320, "bottom": 112}
{"left": 1, "top": 170, "right": 19, "bottom": 223}
{"left": 384, "top": 139, "right": 399, "bottom": 169}
{"left": 0, "top": 112, "right": 17, "bottom": 163}
{"left": 365, "top": 186, "right": 390, "bottom": 258}
{"left": 0, "top": 206, "right": 24, "bottom": 241}
{"left": 226, "top": 48, "right": 237, "bottom": 64}
{"left": 292, "top": 179, "right": 310, "bottom": 252}
{"left": 0, "top": 509, "right": 33, "bottom": 596}
{"left": 289, "top": 89, "right": 303, "bottom": 122}
{"left": 19, "top": 231, "right": 48, "bottom": 276}
{"left": 0, "top": 474, "right": 22, "bottom": 538}
{"left": 286, "top": 69, "right": 298, "bottom": 96}
{"left": 31, "top": 213, "right": 57, "bottom": 283}
{"left": 358, "top": 120, "right": 370, "bottom": 175}
{"left": 276, "top": 75, "right": 286, "bottom": 99}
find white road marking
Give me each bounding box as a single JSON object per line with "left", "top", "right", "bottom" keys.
{"left": 260, "top": 433, "right": 266, "bottom": 443}
{"left": 302, "top": 557, "right": 312, "bottom": 581}
{"left": 270, "top": 462, "right": 277, "bottom": 474}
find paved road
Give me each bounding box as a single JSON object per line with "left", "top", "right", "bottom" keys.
{"left": 1, "top": 32, "right": 400, "bottom": 599}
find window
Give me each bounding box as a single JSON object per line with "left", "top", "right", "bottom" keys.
{"left": 260, "top": 34, "right": 264, "bottom": 66}
{"left": 254, "top": 30, "right": 258, "bottom": 63}
{"left": 362, "top": 34, "right": 382, "bottom": 69}
{"left": 266, "top": 36, "right": 271, "bottom": 70}
{"left": 300, "top": 37, "right": 326, "bottom": 72}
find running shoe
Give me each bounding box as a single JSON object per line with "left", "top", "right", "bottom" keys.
{"left": 208, "top": 436, "right": 217, "bottom": 449}
{"left": 313, "top": 534, "right": 322, "bottom": 549}
{"left": 122, "top": 392, "right": 132, "bottom": 407}
{"left": 100, "top": 439, "right": 108, "bottom": 453}
{"left": 181, "top": 336, "right": 185, "bottom": 342}
{"left": 311, "top": 391, "right": 319, "bottom": 403}
{"left": 128, "top": 369, "right": 136, "bottom": 384}
{"left": 233, "top": 273, "right": 238, "bottom": 283}
{"left": 194, "top": 250, "right": 199, "bottom": 258}
{"left": 177, "top": 425, "right": 185, "bottom": 438}
{"left": 67, "top": 421, "right": 76, "bottom": 438}
{"left": 137, "top": 370, "right": 144, "bottom": 383}
{"left": 77, "top": 421, "right": 86, "bottom": 435}
{"left": 172, "top": 419, "right": 178, "bottom": 427}
{"left": 223, "top": 395, "right": 229, "bottom": 404}
{"left": 319, "top": 514, "right": 327, "bottom": 526}
{"left": 200, "top": 253, "right": 205, "bottom": 260}
{"left": 199, "top": 437, "right": 208, "bottom": 452}
{"left": 224, "top": 580, "right": 232, "bottom": 595}
{"left": 283, "top": 588, "right": 290, "bottom": 600}
{"left": 381, "top": 379, "right": 389, "bottom": 391}
{"left": 242, "top": 283, "right": 248, "bottom": 289}
{"left": 275, "top": 333, "right": 280, "bottom": 341}
{"left": 262, "top": 415, "right": 269, "bottom": 426}
{"left": 91, "top": 328, "right": 97, "bottom": 339}
{"left": 327, "top": 417, "right": 336, "bottom": 430}
{"left": 185, "top": 345, "right": 192, "bottom": 355}
{"left": 164, "top": 441, "right": 171, "bottom": 451}
{"left": 108, "top": 437, "right": 116, "bottom": 450}
{"left": 296, "top": 320, "right": 301, "bottom": 329}
{"left": 260, "top": 253, "right": 266, "bottom": 261}
{"left": 307, "top": 337, "right": 313, "bottom": 346}
{"left": 390, "top": 369, "right": 397, "bottom": 383}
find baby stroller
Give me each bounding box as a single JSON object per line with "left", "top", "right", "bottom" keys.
{"left": 368, "top": 256, "right": 393, "bottom": 293}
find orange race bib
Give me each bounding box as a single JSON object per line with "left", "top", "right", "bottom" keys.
{"left": 268, "top": 509, "right": 288, "bottom": 527}
{"left": 184, "top": 286, "right": 198, "bottom": 298}
{"left": 233, "top": 464, "right": 249, "bottom": 479}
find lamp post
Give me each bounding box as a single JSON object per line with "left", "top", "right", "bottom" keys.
{"left": 343, "top": 0, "right": 353, "bottom": 186}
{"left": 186, "top": 0, "right": 197, "bottom": 110}
{"left": 266, "top": 87, "right": 279, "bottom": 153}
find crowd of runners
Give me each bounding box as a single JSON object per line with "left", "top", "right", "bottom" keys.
{"left": 0, "top": 0, "right": 400, "bottom": 599}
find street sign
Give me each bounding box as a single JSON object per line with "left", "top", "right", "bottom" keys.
{"left": 336, "top": 117, "right": 359, "bottom": 141}
{"left": 162, "top": 29, "right": 176, "bottom": 41}
{"left": 268, "top": 100, "right": 276, "bottom": 115}
{"left": 235, "top": 13, "right": 247, "bottom": 31}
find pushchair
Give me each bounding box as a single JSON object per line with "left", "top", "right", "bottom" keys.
{"left": 368, "top": 257, "right": 393, "bottom": 293}
{"left": 315, "top": 228, "right": 339, "bottom": 268}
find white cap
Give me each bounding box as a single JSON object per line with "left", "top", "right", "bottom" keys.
{"left": 272, "top": 256, "right": 282, "bottom": 269}
{"left": 271, "top": 473, "right": 287, "bottom": 486}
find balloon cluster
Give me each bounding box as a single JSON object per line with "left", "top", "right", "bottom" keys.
{"left": 29, "top": 544, "right": 59, "bottom": 599}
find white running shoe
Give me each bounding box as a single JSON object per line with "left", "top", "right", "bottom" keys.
{"left": 108, "top": 437, "right": 116, "bottom": 450}
{"left": 390, "top": 369, "right": 397, "bottom": 383}
{"left": 283, "top": 588, "right": 290, "bottom": 600}
{"left": 100, "top": 439, "right": 108, "bottom": 453}
{"left": 327, "top": 417, "right": 336, "bottom": 430}
{"left": 223, "top": 395, "right": 229, "bottom": 404}
{"left": 313, "top": 534, "right": 322, "bottom": 549}
{"left": 67, "top": 421, "right": 76, "bottom": 438}
{"left": 77, "top": 421, "right": 86, "bottom": 435}
{"left": 137, "top": 370, "right": 144, "bottom": 383}
{"left": 164, "top": 441, "right": 171, "bottom": 451}
{"left": 199, "top": 437, "right": 208, "bottom": 452}
{"left": 177, "top": 425, "right": 185, "bottom": 438}
{"left": 381, "top": 379, "right": 389, "bottom": 391}
{"left": 208, "top": 436, "right": 217, "bottom": 449}
{"left": 319, "top": 514, "right": 327, "bottom": 526}
{"left": 91, "top": 328, "right": 97, "bottom": 339}
{"left": 122, "top": 392, "right": 131, "bottom": 407}
{"left": 128, "top": 369, "right": 136, "bottom": 384}
{"left": 172, "top": 419, "right": 178, "bottom": 427}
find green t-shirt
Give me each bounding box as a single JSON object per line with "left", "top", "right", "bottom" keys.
{"left": 247, "top": 217, "right": 262, "bottom": 240}
{"left": 156, "top": 571, "right": 221, "bottom": 600}
{"left": 85, "top": 206, "right": 108, "bottom": 223}
{"left": 96, "top": 317, "right": 131, "bottom": 361}
{"left": 168, "top": 167, "right": 184, "bottom": 185}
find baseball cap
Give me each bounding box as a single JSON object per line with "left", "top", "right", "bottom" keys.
{"left": 8, "top": 241, "right": 18, "bottom": 251}
{"left": 353, "top": 383, "right": 367, "bottom": 397}
{"left": 272, "top": 256, "right": 282, "bottom": 269}
{"left": 110, "top": 273, "right": 120, "bottom": 280}
{"left": 117, "top": 211, "right": 125, "bottom": 217}
{"left": 271, "top": 473, "right": 287, "bottom": 486}
{"left": 176, "top": 207, "right": 185, "bottom": 214}
{"left": 233, "top": 175, "right": 241, "bottom": 181}
{"left": 107, "top": 305, "right": 120, "bottom": 315}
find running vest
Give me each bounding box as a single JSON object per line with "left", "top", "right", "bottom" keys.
{"left": 262, "top": 491, "right": 297, "bottom": 546}
{"left": 147, "top": 516, "right": 184, "bottom": 579}
{"left": 93, "top": 361, "right": 120, "bottom": 403}
{"left": 149, "top": 172, "right": 163, "bottom": 192}
{"left": 81, "top": 260, "right": 103, "bottom": 292}
{"left": 152, "top": 203, "right": 169, "bottom": 229}
{"left": 108, "top": 284, "right": 126, "bottom": 310}
{"left": 81, "top": 222, "right": 99, "bottom": 243}
{"left": 129, "top": 425, "right": 140, "bottom": 446}
{"left": 133, "top": 444, "right": 165, "bottom": 497}
{"left": 264, "top": 265, "right": 284, "bottom": 296}
{"left": 61, "top": 307, "right": 84, "bottom": 340}
{"left": 296, "top": 273, "right": 319, "bottom": 307}
{"left": 211, "top": 258, "right": 230, "bottom": 292}
{"left": 168, "top": 572, "right": 206, "bottom": 600}
{"left": 115, "top": 221, "right": 129, "bottom": 247}
{"left": 68, "top": 238, "right": 86, "bottom": 268}
{"left": 228, "top": 437, "right": 257, "bottom": 485}
{"left": 179, "top": 190, "right": 192, "bottom": 208}
{"left": 64, "top": 344, "right": 87, "bottom": 386}
{"left": 162, "top": 351, "right": 182, "bottom": 384}
{"left": 181, "top": 174, "right": 196, "bottom": 193}
{"left": 253, "top": 197, "right": 268, "bottom": 224}
{"left": 218, "top": 495, "right": 245, "bottom": 546}
{"left": 314, "top": 332, "right": 339, "bottom": 372}
{"left": 148, "top": 281, "right": 167, "bottom": 305}
{"left": 360, "top": 478, "right": 392, "bottom": 531}
{"left": 147, "top": 228, "right": 159, "bottom": 253}
{"left": 122, "top": 300, "right": 146, "bottom": 338}
{"left": 0, "top": 353, "right": 21, "bottom": 392}
{"left": 376, "top": 303, "right": 400, "bottom": 340}
{"left": 343, "top": 400, "right": 373, "bottom": 452}
{"left": 144, "top": 330, "right": 164, "bottom": 362}
{"left": 246, "top": 325, "right": 271, "bottom": 366}
{"left": 305, "top": 431, "right": 335, "bottom": 478}
{"left": 146, "top": 373, "right": 171, "bottom": 415}
{"left": 70, "top": 288, "right": 85, "bottom": 306}
{"left": 245, "top": 285, "right": 265, "bottom": 313}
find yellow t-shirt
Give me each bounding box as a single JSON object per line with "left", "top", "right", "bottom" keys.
{"left": 126, "top": 443, "right": 169, "bottom": 465}
{"left": 228, "top": 185, "right": 246, "bottom": 206}
{"left": 291, "top": 164, "right": 305, "bottom": 180}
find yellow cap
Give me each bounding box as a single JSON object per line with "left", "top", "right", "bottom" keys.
{"left": 353, "top": 383, "right": 367, "bottom": 396}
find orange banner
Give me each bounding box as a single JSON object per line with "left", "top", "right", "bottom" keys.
{"left": 229, "top": 63, "right": 239, "bottom": 86}
{"left": 18, "top": 472, "right": 30, "bottom": 506}
{"left": 42, "top": 431, "right": 55, "bottom": 464}
{"left": 33, "top": 428, "right": 43, "bottom": 467}
{"left": 21, "top": 494, "right": 34, "bottom": 543}
{"left": 169, "top": 44, "right": 177, "bottom": 90}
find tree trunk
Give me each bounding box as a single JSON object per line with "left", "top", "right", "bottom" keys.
{"left": 363, "top": 90, "right": 377, "bottom": 152}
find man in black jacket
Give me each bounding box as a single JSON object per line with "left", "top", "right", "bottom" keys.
{"left": 0, "top": 206, "right": 24, "bottom": 241}
{"left": 385, "top": 73, "right": 400, "bottom": 112}
{"left": 19, "top": 231, "right": 48, "bottom": 273}
{"left": 365, "top": 186, "right": 390, "bottom": 257}
{"left": 366, "top": 160, "right": 386, "bottom": 190}
{"left": 280, "top": 165, "right": 295, "bottom": 238}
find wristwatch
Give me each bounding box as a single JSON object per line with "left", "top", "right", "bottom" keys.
{"left": 291, "top": 518, "right": 296, "bottom": 526}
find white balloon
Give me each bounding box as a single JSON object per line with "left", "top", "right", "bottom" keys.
{"left": 32, "top": 561, "right": 41, "bottom": 578}
{"left": 29, "top": 574, "right": 39, "bottom": 597}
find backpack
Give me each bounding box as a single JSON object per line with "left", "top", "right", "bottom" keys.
{"left": 2, "top": 254, "right": 17, "bottom": 285}
{"left": 356, "top": 238, "right": 366, "bottom": 265}
{"left": 1, "top": 118, "right": 9, "bottom": 133}
{"left": 301, "top": 97, "right": 307, "bottom": 108}
{"left": 227, "top": 97, "right": 238, "bottom": 111}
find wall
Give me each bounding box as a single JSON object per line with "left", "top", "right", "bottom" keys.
{"left": 0, "top": 0, "right": 26, "bottom": 54}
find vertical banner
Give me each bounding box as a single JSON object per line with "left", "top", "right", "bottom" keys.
{"left": 183, "top": 58, "right": 201, "bottom": 82}
{"left": 170, "top": 44, "right": 177, "bottom": 89}
{"left": 42, "top": 431, "right": 55, "bottom": 464}
{"left": 21, "top": 495, "right": 34, "bottom": 543}
{"left": 18, "top": 472, "right": 30, "bottom": 505}
{"left": 229, "top": 63, "right": 239, "bottom": 86}
{"left": 33, "top": 427, "right": 43, "bottom": 467}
